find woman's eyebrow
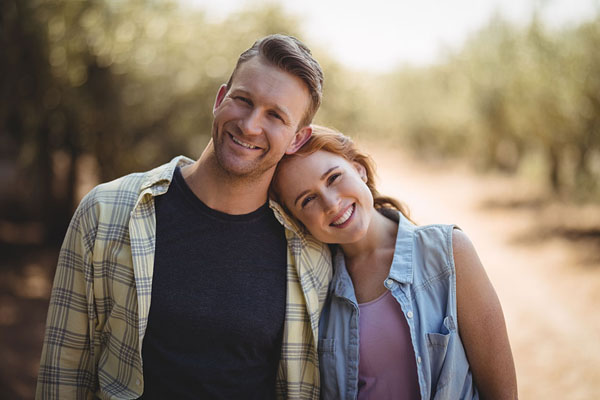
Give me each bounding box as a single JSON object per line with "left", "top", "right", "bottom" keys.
{"left": 321, "top": 166, "right": 339, "bottom": 180}
{"left": 294, "top": 189, "right": 310, "bottom": 207}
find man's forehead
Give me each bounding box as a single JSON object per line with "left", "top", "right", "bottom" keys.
{"left": 229, "top": 58, "right": 310, "bottom": 122}
{"left": 231, "top": 57, "right": 295, "bottom": 85}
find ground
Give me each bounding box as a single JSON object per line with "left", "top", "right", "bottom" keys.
{"left": 367, "top": 143, "right": 600, "bottom": 400}
{"left": 1, "top": 144, "right": 599, "bottom": 399}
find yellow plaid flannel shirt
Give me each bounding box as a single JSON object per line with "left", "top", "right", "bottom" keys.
{"left": 36, "top": 156, "right": 332, "bottom": 399}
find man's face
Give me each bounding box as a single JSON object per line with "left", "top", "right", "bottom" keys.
{"left": 211, "top": 56, "right": 311, "bottom": 180}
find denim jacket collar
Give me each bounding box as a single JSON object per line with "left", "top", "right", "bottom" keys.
{"left": 387, "top": 210, "right": 415, "bottom": 285}
{"left": 330, "top": 209, "right": 416, "bottom": 300}
{"left": 331, "top": 248, "right": 358, "bottom": 303}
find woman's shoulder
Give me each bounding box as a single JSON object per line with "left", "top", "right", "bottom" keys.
{"left": 411, "top": 220, "right": 457, "bottom": 255}
{"left": 402, "top": 220, "right": 466, "bottom": 285}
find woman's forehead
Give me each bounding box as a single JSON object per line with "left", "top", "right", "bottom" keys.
{"left": 276, "top": 150, "right": 349, "bottom": 188}
{"left": 287, "top": 149, "right": 346, "bottom": 169}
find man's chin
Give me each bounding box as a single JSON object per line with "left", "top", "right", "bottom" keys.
{"left": 216, "top": 157, "right": 269, "bottom": 179}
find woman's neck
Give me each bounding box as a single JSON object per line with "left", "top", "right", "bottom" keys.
{"left": 340, "top": 208, "right": 398, "bottom": 261}
{"left": 339, "top": 208, "right": 399, "bottom": 303}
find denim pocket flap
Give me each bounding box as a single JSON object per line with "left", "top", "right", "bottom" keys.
{"left": 318, "top": 338, "right": 336, "bottom": 353}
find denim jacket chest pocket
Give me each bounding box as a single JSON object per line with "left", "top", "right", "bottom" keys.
{"left": 426, "top": 315, "right": 455, "bottom": 390}
{"left": 318, "top": 338, "right": 339, "bottom": 400}
{"left": 319, "top": 338, "right": 336, "bottom": 359}
{"left": 425, "top": 315, "right": 474, "bottom": 399}
{"left": 318, "top": 292, "right": 359, "bottom": 400}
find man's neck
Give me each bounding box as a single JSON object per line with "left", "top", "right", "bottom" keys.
{"left": 180, "top": 149, "right": 273, "bottom": 216}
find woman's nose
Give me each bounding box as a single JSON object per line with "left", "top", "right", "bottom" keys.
{"left": 322, "top": 192, "right": 340, "bottom": 215}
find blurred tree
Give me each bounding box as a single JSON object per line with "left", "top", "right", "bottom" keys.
{"left": 2, "top": 0, "right": 598, "bottom": 248}
{"left": 569, "top": 16, "right": 600, "bottom": 195}
{"left": 1, "top": 0, "right": 72, "bottom": 241}
{"left": 461, "top": 14, "right": 525, "bottom": 172}
{"left": 0, "top": 0, "right": 324, "bottom": 242}
{"left": 376, "top": 10, "right": 600, "bottom": 198}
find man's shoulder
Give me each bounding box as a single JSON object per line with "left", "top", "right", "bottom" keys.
{"left": 81, "top": 171, "right": 148, "bottom": 215}
{"left": 85, "top": 156, "right": 193, "bottom": 206}
{"left": 77, "top": 156, "right": 194, "bottom": 220}
{"left": 92, "top": 171, "right": 148, "bottom": 201}
{"left": 70, "top": 171, "right": 149, "bottom": 234}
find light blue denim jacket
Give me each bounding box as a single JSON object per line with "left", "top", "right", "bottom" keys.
{"left": 318, "top": 210, "right": 479, "bottom": 400}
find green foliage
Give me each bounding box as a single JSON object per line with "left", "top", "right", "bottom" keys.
{"left": 0, "top": 0, "right": 327, "bottom": 238}
{"left": 2, "top": 0, "right": 599, "bottom": 241}
{"left": 372, "top": 11, "right": 600, "bottom": 198}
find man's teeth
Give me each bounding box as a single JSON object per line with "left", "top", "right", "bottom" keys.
{"left": 332, "top": 205, "right": 354, "bottom": 226}
{"left": 231, "top": 135, "right": 258, "bottom": 149}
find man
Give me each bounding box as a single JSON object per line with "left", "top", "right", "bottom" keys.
{"left": 36, "top": 34, "right": 331, "bottom": 400}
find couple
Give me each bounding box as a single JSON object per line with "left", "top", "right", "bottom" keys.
{"left": 37, "top": 34, "right": 517, "bottom": 399}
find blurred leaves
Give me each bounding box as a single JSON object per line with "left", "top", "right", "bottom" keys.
{"left": 0, "top": 0, "right": 312, "bottom": 241}
{"left": 1, "top": 0, "right": 599, "bottom": 243}
{"left": 368, "top": 11, "right": 600, "bottom": 198}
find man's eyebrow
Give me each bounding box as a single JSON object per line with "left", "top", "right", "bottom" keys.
{"left": 229, "top": 88, "right": 249, "bottom": 97}
{"left": 293, "top": 166, "right": 339, "bottom": 206}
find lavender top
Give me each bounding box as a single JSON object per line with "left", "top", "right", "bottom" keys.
{"left": 318, "top": 209, "right": 479, "bottom": 399}
{"left": 358, "top": 290, "right": 420, "bottom": 399}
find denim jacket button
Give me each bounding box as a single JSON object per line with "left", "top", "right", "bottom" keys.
{"left": 385, "top": 278, "right": 394, "bottom": 288}
{"left": 407, "top": 311, "right": 414, "bottom": 319}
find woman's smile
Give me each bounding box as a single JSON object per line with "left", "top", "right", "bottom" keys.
{"left": 330, "top": 203, "right": 356, "bottom": 227}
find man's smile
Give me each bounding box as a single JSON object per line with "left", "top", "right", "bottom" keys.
{"left": 229, "top": 133, "right": 261, "bottom": 150}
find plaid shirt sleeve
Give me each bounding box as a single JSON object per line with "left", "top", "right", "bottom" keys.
{"left": 271, "top": 201, "right": 333, "bottom": 400}
{"left": 36, "top": 187, "right": 101, "bottom": 399}
{"left": 36, "top": 156, "right": 193, "bottom": 399}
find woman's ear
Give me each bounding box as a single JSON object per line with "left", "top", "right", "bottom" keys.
{"left": 352, "top": 161, "right": 368, "bottom": 182}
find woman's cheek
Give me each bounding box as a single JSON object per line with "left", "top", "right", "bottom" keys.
{"left": 307, "top": 211, "right": 324, "bottom": 233}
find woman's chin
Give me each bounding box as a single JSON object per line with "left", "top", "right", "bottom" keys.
{"left": 314, "top": 226, "right": 369, "bottom": 245}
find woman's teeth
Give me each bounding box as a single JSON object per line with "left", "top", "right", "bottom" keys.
{"left": 331, "top": 204, "right": 354, "bottom": 226}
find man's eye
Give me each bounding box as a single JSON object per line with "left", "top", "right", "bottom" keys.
{"left": 235, "top": 96, "right": 252, "bottom": 105}
{"left": 269, "top": 111, "right": 284, "bottom": 122}
{"left": 301, "top": 195, "right": 316, "bottom": 208}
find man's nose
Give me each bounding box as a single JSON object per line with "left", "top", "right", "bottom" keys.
{"left": 238, "top": 109, "right": 263, "bottom": 136}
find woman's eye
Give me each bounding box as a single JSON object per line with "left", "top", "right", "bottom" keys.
{"left": 327, "top": 173, "right": 341, "bottom": 185}
{"left": 301, "top": 195, "right": 316, "bottom": 208}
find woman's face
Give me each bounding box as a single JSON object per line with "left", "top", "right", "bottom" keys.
{"left": 275, "top": 150, "right": 374, "bottom": 244}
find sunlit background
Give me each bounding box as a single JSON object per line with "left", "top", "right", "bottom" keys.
{"left": 1, "top": 0, "right": 599, "bottom": 398}
{"left": 186, "top": 0, "right": 598, "bottom": 70}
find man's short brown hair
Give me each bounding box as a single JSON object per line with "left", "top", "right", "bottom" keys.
{"left": 226, "top": 34, "right": 324, "bottom": 128}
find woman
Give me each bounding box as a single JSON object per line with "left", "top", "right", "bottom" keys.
{"left": 271, "top": 126, "right": 518, "bottom": 399}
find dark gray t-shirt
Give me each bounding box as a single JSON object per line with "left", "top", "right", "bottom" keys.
{"left": 141, "top": 167, "right": 287, "bottom": 399}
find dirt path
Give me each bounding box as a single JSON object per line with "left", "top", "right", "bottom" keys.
{"left": 364, "top": 142, "right": 600, "bottom": 400}
{"left": 2, "top": 145, "right": 599, "bottom": 399}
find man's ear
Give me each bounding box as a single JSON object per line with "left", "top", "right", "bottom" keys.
{"left": 213, "top": 84, "right": 228, "bottom": 114}
{"left": 352, "top": 161, "right": 368, "bottom": 182}
{"left": 285, "top": 125, "right": 312, "bottom": 155}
